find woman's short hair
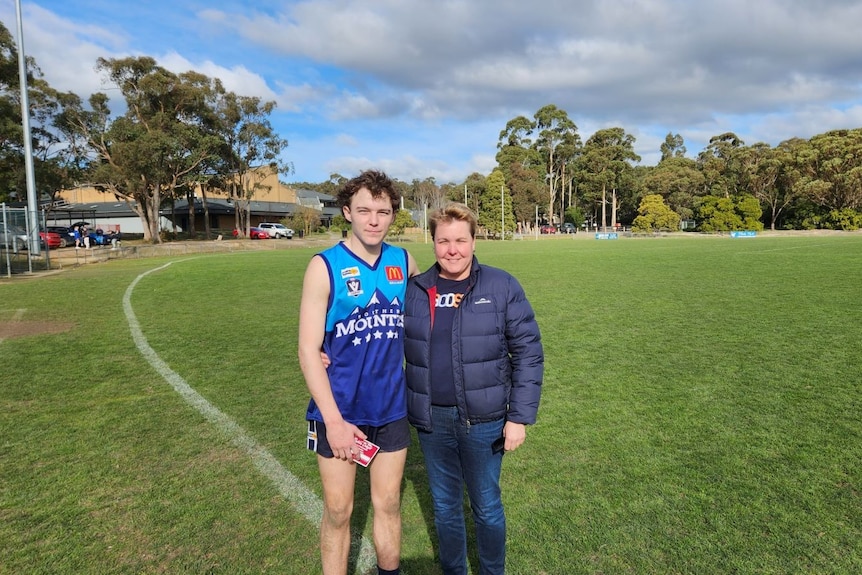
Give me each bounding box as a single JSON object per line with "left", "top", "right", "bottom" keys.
{"left": 429, "top": 203, "right": 478, "bottom": 239}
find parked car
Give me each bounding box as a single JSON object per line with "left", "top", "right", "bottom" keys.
{"left": 46, "top": 226, "right": 75, "bottom": 247}
{"left": 0, "top": 223, "right": 29, "bottom": 250}
{"left": 39, "top": 230, "right": 62, "bottom": 249}
{"left": 540, "top": 224, "right": 557, "bottom": 234}
{"left": 249, "top": 227, "right": 270, "bottom": 239}
{"left": 560, "top": 222, "right": 576, "bottom": 234}
{"left": 257, "top": 222, "right": 294, "bottom": 239}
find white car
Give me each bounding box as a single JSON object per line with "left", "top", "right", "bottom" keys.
{"left": 0, "top": 223, "right": 29, "bottom": 250}
{"left": 257, "top": 223, "right": 294, "bottom": 239}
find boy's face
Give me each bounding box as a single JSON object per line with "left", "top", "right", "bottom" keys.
{"left": 343, "top": 187, "right": 395, "bottom": 247}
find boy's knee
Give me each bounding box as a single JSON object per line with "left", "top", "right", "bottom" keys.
{"left": 322, "top": 502, "right": 353, "bottom": 529}
{"left": 372, "top": 489, "right": 402, "bottom": 517}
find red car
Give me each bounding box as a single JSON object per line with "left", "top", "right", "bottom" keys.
{"left": 249, "top": 227, "right": 270, "bottom": 239}
{"left": 40, "top": 230, "right": 63, "bottom": 249}
{"left": 540, "top": 225, "right": 557, "bottom": 234}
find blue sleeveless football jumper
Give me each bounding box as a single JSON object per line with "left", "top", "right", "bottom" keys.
{"left": 306, "top": 242, "right": 409, "bottom": 426}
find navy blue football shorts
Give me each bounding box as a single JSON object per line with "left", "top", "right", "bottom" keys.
{"left": 307, "top": 417, "right": 410, "bottom": 458}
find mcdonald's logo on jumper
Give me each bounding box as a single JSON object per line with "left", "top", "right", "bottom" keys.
{"left": 385, "top": 266, "right": 404, "bottom": 282}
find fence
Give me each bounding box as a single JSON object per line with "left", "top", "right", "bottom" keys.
{"left": 1, "top": 203, "right": 53, "bottom": 277}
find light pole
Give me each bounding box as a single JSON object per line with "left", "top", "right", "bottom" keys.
{"left": 15, "top": 0, "right": 40, "bottom": 255}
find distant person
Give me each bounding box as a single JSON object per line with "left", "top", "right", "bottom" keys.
{"left": 298, "top": 169, "right": 418, "bottom": 575}
{"left": 107, "top": 230, "right": 120, "bottom": 249}
{"left": 73, "top": 225, "right": 81, "bottom": 249}
{"left": 81, "top": 225, "right": 91, "bottom": 249}
{"left": 404, "top": 203, "right": 544, "bottom": 575}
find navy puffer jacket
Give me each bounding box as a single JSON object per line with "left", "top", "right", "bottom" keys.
{"left": 404, "top": 257, "right": 544, "bottom": 431}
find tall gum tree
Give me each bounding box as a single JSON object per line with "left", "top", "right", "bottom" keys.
{"left": 495, "top": 114, "right": 544, "bottom": 227}
{"left": 214, "top": 92, "right": 290, "bottom": 236}
{"left": 737, "top": 142, "right": 783, "bottom": 230}
{"left": 697, "top": 132, "right": 744, "bottom": 198}
{"left": 533, "top": 104, "right": 580, "bottom": 224}
{"left": 56, "top": 57, "right": 227, "bottom": 242}
{"left": 802, "top": 129, "right": 862, "bottom": 212}
{"left": 578, "top": 127, "right": 640, "bottom": 231}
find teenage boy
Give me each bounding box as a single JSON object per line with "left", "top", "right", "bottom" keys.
{"left": 298, "top": 169, "right": 417, "bottom": 575}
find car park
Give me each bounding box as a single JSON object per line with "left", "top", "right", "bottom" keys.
{"left": 257, "top": 222, "right": 294, "bottom": 238}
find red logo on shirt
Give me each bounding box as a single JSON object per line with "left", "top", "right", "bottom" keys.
{"left": 385, "top": 266, "right": 404, "bottom": 281}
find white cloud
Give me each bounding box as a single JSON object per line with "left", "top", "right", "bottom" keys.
{"left": 13, "top": 4, "right": 126, "bottom": 95}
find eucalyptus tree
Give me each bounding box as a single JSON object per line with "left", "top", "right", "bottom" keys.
{"left": 532, "top": 104, "right": 580, "bottom": 225}
{"left": 801, "top": 128, "right": 862, "bottom": 212}
{"left": 506, "top": 160, "right": 547, "bottom": 229}
{"left": 0, "top": 21, "right": 76, "bottom": 205}
{"left": 660, "top": 132, "right": 687, "bottom": 161}
{"left": 772, "top": 137, "right": 815, "bottom": 229}
{"left": 737, "top": 142, "right": 783, "bottom": 229}
{"left": 0, "top": 20, "right": 36, "bottom": 202}
{"left": 577, "top": 127, "right": 640, "bottom": 231}
{"left": 409, "top": 177, "right": 448, "bottom": 213}
{"left": 697, "top": 132, "right": 745, "bottom": 198}
{"left": 56, "top": 57, "right": 227, "bottom": 242}
{"left": 495, "top": 114, "right": 536, "bottom": 173}
{"left": 496, "top": 114, "right": 544, "bottom": 223}
{"left": 214, "top": 91, "right": 290, "bottom": 236}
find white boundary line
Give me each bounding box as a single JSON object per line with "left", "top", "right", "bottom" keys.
{"left": 123, "top": 261, "right": 376, "bottom": 574}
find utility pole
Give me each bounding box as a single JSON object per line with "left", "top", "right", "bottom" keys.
{"left": 15, "top": 0, "right": 40, "bottom": 255}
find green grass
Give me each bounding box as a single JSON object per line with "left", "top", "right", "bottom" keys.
{"left": 2, "top": 234, "right": 861, "bottom": 574}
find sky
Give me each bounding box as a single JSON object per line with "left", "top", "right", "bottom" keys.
{"left": 3, "top": 0, "right": 862, "bottom": 185}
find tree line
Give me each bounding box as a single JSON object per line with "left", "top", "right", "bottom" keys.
{"left": 3, "top": 20, "right": 861, "bottom": 242}
{"left": 299, "top": 105, "right": 862, "bottom": 236}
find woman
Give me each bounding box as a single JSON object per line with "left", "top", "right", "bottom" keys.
{"left": 403, "top": 203, "right": 544, "bottom": 575}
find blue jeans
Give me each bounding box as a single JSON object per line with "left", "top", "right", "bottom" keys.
{"left": 417, "top": 405, "right": 506, "bottom": 575}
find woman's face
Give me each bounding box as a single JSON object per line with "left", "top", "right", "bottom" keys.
{"left": 433, "top": 219, "right": 475, "bottom": 280}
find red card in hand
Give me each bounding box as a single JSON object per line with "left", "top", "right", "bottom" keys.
{"left": 352, "top": 436, "right": 380, "bottom": 467}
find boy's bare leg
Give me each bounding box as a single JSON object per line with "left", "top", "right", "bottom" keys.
{"left": 369, "top": 449, "right": 407, "bottom": 571}
{"left": 318, "top": 455, "right": 358, "bottom": 575}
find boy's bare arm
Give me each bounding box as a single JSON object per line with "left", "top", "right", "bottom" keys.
{"left": 297, "top": 256, "right": 364, "bottom": 457}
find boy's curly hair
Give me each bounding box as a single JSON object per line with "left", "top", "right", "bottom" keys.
{"left": 337, "top": 170, "right": 400, "bottom": 212}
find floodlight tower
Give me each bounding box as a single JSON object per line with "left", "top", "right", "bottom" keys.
{"left": 15, "top": 0, "right": 40, "bottom": 255}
